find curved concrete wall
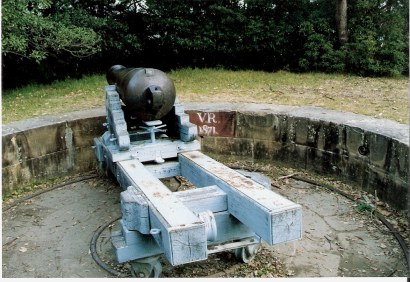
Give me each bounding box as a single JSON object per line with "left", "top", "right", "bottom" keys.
{"left": 2, "top": 109, "right": 106, "bottom": 194}
{"left": 2, "top": 103, "right": 409, "bottom": 211}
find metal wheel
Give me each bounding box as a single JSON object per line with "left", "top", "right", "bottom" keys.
{"left": 234, "top": 243, "right": 259, "bottom": 263}
{"left": 130, "top": 258, "right": 162, "bottom": 278}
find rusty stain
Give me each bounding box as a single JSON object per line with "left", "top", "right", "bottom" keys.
{"left": 153, "top": 192, "right": 164, "bottom": 198}
{"left": 222, "top": 174, "right": 257, "bottom": 189}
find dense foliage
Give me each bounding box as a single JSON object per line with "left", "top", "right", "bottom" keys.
{"left": 2, "top": 0, "right": 408, "bottom": 88}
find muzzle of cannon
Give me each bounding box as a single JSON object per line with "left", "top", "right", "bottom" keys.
{"left": 106, "top": 65, "right": 176, "bottom": 121}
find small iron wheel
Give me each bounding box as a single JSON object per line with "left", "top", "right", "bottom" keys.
{"left": 234, "top": 243, "right": 259, "bottom": 263}
{"left": 130, "top": 259, "right": 162, "bottom": 278}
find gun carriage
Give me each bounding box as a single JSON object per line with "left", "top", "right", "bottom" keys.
{"left": 93, "top": 65, "right": 302, "bottom": 277}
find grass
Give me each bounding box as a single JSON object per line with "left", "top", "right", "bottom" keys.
{"left": 2, "top": 68, "right": 409, "bottom": 124}
{"left": 2, "top": 75, "right": 105, "bottom": 123}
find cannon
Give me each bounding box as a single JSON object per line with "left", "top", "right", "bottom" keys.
{"left": 106, "top": 65, "right": 176, "bottom": 121}
{"left": 93, "top": 66, "right": 302, "bottom": 277}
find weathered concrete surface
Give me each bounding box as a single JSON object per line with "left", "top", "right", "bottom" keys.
{"left": 2, "top": 173, "right": 408, "bottom": 277}
{"left": 2, "top": 177, "right": 120, "bottom": 278}
{"left": 2, "top": 108, "right": 105, "bottom": 195}
{"left": 2, "top": 103, "right": 409, "bottom": 211}
{"left": 185, "top": 103, "right": 409, "bottom": 211}
{"left": 271, "top": 178, "right": 407, "bottom": 277}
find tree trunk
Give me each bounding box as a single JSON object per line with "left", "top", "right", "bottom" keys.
{"left": 336, "top": 0, "right": 348, "bottom": 44}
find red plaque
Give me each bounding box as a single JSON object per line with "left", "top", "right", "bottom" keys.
{"left": 188, "top": 111, "right": 235, "bottom": 137}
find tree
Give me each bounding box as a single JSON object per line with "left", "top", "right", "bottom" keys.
{"left": 336, "top": 0, "right": 348, "bottom": 44}
{"left": 2, "top": 0, "right": 101, "bottom": 63}
{"left": 345, "top": 0, "right": 408, "bottom": 76}
{"left": 2, "top": 0, "right": 408, "bottom": 89}
{"left": 2, "top": 0, "right": 143, "bottom": 88}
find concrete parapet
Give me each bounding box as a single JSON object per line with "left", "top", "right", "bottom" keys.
{"left": 185, "top": 103, "right": 409, "bottom": 211}
{"left": 2, "top": 103, "right": 408, "bottom": 211}
{"left": 2, "top": 109, "right": 105, "bottom": 195}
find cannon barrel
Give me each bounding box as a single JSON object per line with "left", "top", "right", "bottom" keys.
{"left": 106, "top": 65, "right": 176, "bottom": 121}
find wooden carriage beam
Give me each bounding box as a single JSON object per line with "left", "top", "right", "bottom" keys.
{"left": 179, "top": 151, "right": 302, "bottom": 245}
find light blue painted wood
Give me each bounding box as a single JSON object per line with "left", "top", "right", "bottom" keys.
{"left": 179, "top": 151, "right": 302, "bottom": 246}
{"left": 144, "top": 161, "right": 181, "bottom": 179}
{"left": 179, "top": 122, "right": 198, "bottom": 142}
{"left": 117, "top": 159, "right": 207, "bottom": 266}
{"left": 209, "top": 211, "right": 256, "bottom": 245}
{"left": 111, "top": 212, "right": 259, "bottom": 265}
{"left": 103, "top": 139, "right": 200, "bottom": 163}
{"left": 105, "top": 86, "right": 130, "bottom": 150}
{"left": 119, "top": 159, "right": 200, "bottom": 226}
{"left": 121, "top": 186, "right": 150, "bottom": 234}
{"left": 174, "top": 185, "right": 227, "bottom": 213}
{"left": 147, "top": 206, "right": 208, "bottom": 266}
{"left": 93, "top": 137, "right": 104, "bottom": 164}
{"left": 116, "top": 163, "right": 133, "bottom": 190}
{"left": 112, "top": 222, "right": 162, "bottom": 263}
{"left": 112, "top": 211, "right": 258, "bottom": 263}
{"left": 173, "top": 98, "right": 198, "bottom": 142}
